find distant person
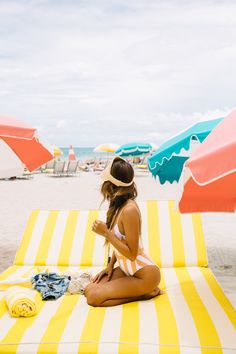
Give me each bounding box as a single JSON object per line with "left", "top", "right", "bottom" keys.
{"left": 133, "top": 156, "right": 141, "bottom": 164}
{"left": 84, "top": 156, "right": 164, "bottom": 307}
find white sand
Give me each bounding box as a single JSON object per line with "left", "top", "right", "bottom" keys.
{"left": 0, "top": 172, "right": 235, "bottom": 307}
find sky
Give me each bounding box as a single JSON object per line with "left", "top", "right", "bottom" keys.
{"left": 0, "top": 0, "right": 235, "bottom": 146}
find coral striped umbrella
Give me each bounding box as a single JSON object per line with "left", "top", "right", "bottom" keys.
{"left": 0, "top": 116, "right": 53, "bottom": 175}
{"left": 178, "top": 109, "right": 236, "bottom": 213}
{"left": 68, "top": 145, "right": 76, "bottom": 161}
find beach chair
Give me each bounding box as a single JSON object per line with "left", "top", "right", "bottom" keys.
{"left": 79, "top": 163, "right": 90, "bottom": 172}
{"left": 133, "top": 164, "right": 150, "bottom": 177}
{"left": 93, "top": 159, "right": 106, "bottom": 174}
{"left": 43, "top": 160, "right": 55, "bottom": 174}
{"left": 65, "top": 160, "right": 79, "bottom": 176}
{"left": 0, "top": 201, "right": 235, "bottom": 353}
{"left": 47, "top": 161, "right": 66, "bottom": 177}
{"left": 16, "top": 172, "right": 34, "bottom": 180}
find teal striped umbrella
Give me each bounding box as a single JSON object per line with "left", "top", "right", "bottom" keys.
{"left": 116, "top": 142, "right": 152, "bottom": 157}
{"left": 148, "top": 118, "right": 223, "bottom": 184}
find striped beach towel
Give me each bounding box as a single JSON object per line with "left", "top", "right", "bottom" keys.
{"left": 5, "top": 286, "right": 40, "bottom": 318}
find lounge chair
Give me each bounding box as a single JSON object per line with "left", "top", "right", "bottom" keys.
{"left": 0, "top": 201, "right": 235, "bottom": 353}
{"left": 43, "top": 160, "right": 55, "bottom": 174}
{"left": 79, "top": 163, "right": 90, "bottom": 172}
{"left": 16, "top": 170, "right": 34, "bottom": 180}
{"left": 47, "top": 161, "right": 66, "bottom": 177}
{"left": 133, "top": 163, "right": 150, "bottom": 176}
{"left": 65, "top": 161, "right": 79, "bottom": 177}
{"left": 93, "top": 160, "right": 106, "bottom": 174}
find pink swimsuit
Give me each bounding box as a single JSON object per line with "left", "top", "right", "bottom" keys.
{"left": 113, "top": 223, "right": 157, "bottom": 276}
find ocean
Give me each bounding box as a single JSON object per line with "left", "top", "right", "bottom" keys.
{"left": 60, "top": 147, "right": 115, "bottom": 161}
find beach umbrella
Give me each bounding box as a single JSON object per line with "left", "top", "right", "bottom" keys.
{"left": 179, "top": 109, "right": 236, "bottom": 213}
{"left": 0, "top": 139, "right": 25, "bottom": 178}
{"left": 115, "top": 142, "right": 152, "bottom": 157}
{"left": 93, "top": 143, "right": 119, "bottom": 153}
{"left": 94, "top": 143, "right": 118, "bottom": 163}
{"left": 68, "top": 145, "right": 76, "bottom": 161}
{"left": 51, "top": 145, "right": 63, "bottom": 157}
{"left": 148, "top": 118, "right": 222, "bottom": 184}
{"left": 0, "top": 116, "right": 53, "bottom": 176}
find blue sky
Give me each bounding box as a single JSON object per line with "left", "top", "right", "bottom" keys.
{"left": 0, "top": 0, "right": 235, "bottom": 146}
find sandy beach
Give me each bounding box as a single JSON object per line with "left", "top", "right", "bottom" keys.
{"left": 0, "top": 171, "right": 235, "bottom": 308}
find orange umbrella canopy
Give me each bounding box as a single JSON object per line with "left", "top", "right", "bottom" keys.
{"left": 0, "top": 116, "right": 53, "bottom": 171}
{"left": 179, "top": 109, "right": 236, "bottom": 213}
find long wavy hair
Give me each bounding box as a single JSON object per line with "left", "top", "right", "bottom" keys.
{"left": 101, "top": 157, "right": 138, "bottom": 247}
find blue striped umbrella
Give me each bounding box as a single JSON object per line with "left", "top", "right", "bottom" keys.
{"left": 148, "top": 118, "right": 223, "bottom": 184}
{"left": 116, "top": 142, "right": 152, "bottom": 157}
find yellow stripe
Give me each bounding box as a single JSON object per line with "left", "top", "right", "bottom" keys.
{"left": 34, "top": 211, "right": 59, "bottom": 266}
{"left": 14, "top": 210, "right": 40, "bottom": 265}
{"left": 118, "top": 301, "right": 139, "bottom": 354}
{"left": 0, "top": 266, "right": 19, "bottom": 281}
{"left": 57, "top": 211, "right": 79, "bottom": 266}
{"left": 192, "top": 213, "right": 208, "bottom": 267}
{"left": 0, "top": 286, "right": 8, "bottom": 320}
{"left": 0, "top": 267, "right": 36, "bottom": 291}
{"left": 168, "top": 200, "right": 185, "bottom": 267}
{"left": 147, "top": 201, "right": 162, "bottom": 267}
{"left": 0, "top": 295, "right": 8, "bottom": 319}
{"left": 154, "top": 270, "right": 180, "bottom": 354}
{"left": 80, "top": 211, "right": 99, "bottom": 266}
{"left": 175, "top": 268, "right": 222, "bottom": 353}
{"left": 199, "top": 267, "right": 236, "bottom": 329}
{"left": 159, "top": 268, "right": 166, "bottom": 292}
{"left": 37, "top": 295, "right": 80, "bottom": 354}
{"left": 78, "top": 306, "right": 106, "bottom": 353}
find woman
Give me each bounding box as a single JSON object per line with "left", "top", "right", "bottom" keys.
{"left": 84, "top": 156, "right": 164, "bottom": 307}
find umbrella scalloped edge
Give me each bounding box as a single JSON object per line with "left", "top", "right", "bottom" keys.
{"left": 187, "top": 166, "right": 236, "bottom": 187}
{"left": 117, "top": 146, "right": 152, "bottom": 155}
{"left": 148, "top": 134, "right": 203, "bottom": 171}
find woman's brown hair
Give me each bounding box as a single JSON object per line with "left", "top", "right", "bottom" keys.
{"left": 101, "top": 158, "right": 137, "bottom": 247}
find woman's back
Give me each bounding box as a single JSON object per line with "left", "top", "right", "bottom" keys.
{"left": 111, "top": 201, "right": 156, "bottom": 276}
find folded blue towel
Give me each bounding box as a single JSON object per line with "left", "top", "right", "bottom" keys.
{"left": 31, "top": 272, "right": 69, "bottom": 300}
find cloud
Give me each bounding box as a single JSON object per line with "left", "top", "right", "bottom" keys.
{"left": 56, "top": 119, "right": 67, "bottom": 129}
{"left": 0, "top": 0, "right": 235, "bottom": 145}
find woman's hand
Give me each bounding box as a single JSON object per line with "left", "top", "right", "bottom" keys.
{"left": 91, "top": 265, "right": 114, "bottom": 283}
{"left": 92, "top": 220, "right": 109, "bottom": 237}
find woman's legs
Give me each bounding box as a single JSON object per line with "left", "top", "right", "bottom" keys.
{"left": 84, "top": 265, "right": 162, "bottom": 307}
{"left": 91, "top": 287, "right": 163, "bottom": 307}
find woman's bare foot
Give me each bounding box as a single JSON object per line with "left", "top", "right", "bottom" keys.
{"left": 142, "top": 287, "right": 165, "bottom": 300}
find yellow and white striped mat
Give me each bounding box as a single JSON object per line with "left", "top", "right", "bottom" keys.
{"left": 14, "top": 209, "right": 108, "bottom": 267}
{"left": 14, "top": 201, "right": 208, "bottom": 268}
{"left": 0, "top": 265, "right": 235, "bottom": 353}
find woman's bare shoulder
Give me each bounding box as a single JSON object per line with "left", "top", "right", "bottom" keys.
{"left": 121, "top": 200, "right": 140, "bottom": 219}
